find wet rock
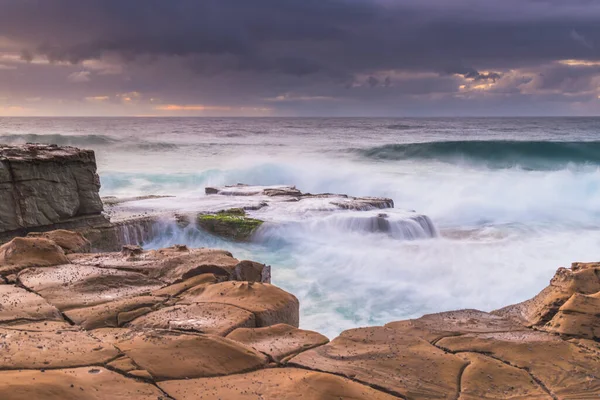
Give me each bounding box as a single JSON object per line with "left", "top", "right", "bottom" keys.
{"left": 197, "top": 209, "right": 264, "bottom": 241}
{"left": 234, "top": 260, "right": 271, "bottom": 283}
{"left": 159, "top": 368, "right": 399, "bottom": 400}
{"left": 180, "top": 281, "right": 300, "bottom": 327}
{"left": 227, "top": 323, "right": 329, "bottom": 362}
{"left": 18, "top": 264, "right": 164, "bottom": 311}
{"left": 116, "top": 330, "right": 268, "bottom": 380}
{"left": 128, "top": 303, "right": 256, "bottom": 336}
{"left": 27, "top": 229, "right": 91, "bottom": 254}
{"left": 0, "top": 367, "right": 165, "bottom": 400}
{"left": 0, "top": 285, "right": 63, "bottom": 323}
{"left": 0, "top": 237, "right": 69, "bottom": 276}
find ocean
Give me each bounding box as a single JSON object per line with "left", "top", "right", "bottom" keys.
{"left": 2, "top": 116, "right": 600, "bottom": 338}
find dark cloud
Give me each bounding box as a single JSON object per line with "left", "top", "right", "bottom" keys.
{"left": 1, "top": 0, "right": 600, "bottom": 115}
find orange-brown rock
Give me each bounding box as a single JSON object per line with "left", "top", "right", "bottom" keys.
{"left": 227, "top": 323, "right": 329, "bottom": 362}
{"left": 69, "top": 246, "right": 243, "bottom": 283}
{"left": 116, "top": 330, "right": 268, "bottom": 380}
{"left": 494, "top": 261, "right": 600, "bottom": 327}
{"left": 289, "top": 325, "right": 468, "bottom": 398}
{"left": 0, "top": 284, "right": 63, "bottom": 323}
{"left": 64, "top": 296, "right": 164, "bottom": 330}
{"left": 151, "top": 273, "right": 218, "bottom": 297}
{"left": 27, "top": 229, "right": 91, "bottom": 254}
{"left": 0, "top": 367, "right": 165, "bottom": 400}
{"left": 0, "top": 237, "right": 68, "bottom": 276}
{"left": 543, "top": 291, "right": 600, "bottom": 340}
{"left": 181, "top": 281, "right": 299, "bottom": 327}
{"left": 128, "top": 302, "right": 256, "bottom": 335}
{"left": 159, "top": 368, "right": 399, "bottom": 400}
{"left": 437, "top": 330, "right": 600, "bottom": 398}
{"left": 385, "top": 309, "right": 527, "bottom": 342}
{"left": 18, "top": 264, "right": 164, "bottom": 311}
{"left": 457, "top": 352, "right": 552, "bottom": 400}
{"left": 0, "top": 324, "right": 119, "bottom": 369}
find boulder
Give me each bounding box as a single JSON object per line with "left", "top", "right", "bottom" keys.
{"left": 18, "top": 264, "right": 164, "bottom": 311}
{"left": 0, "top": 237, "right": 69, "bottom": 276}
{"left": 227, "top": 323, "right": 329, "bottom": 362}
{"left": 116, "top": 330, "right": 268, "bottom": 380}
{"left": 159, "top": 368, "right": 399, "bottom": 400}
{"left": 128, "top": 302, "right": 256, "bottom": 336}
{"left": 0, "top": 367, "right": 165, "bottom": 400}
{"left": 27, "top": 229, "right": 91, "bottom": 254}
{"left": 197, "top": 209, "right": 264, "bottom": 241}
{"left": 0, "top": 284, "right": 63, "bottom": 324}
{"left": 0, "top": 144, "right": 103, "bottom": 233}
{"left": 180, "top": 281, "right": 300, "bottom": 327}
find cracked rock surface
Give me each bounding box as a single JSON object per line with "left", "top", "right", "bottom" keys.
{"left": 0, "top": 232, "right": 599, "bottom": 399}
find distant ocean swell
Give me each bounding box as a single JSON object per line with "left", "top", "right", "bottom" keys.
{"left": 357, "top": 140, "right": 600, "bottom": 169}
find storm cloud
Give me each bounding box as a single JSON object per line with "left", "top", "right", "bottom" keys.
{"left": 1, "top": 0, "right": 600, "bottom": 116}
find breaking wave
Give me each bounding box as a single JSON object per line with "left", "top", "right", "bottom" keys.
{"left": 358, "top": 140, "right": 600, "bottom": 170}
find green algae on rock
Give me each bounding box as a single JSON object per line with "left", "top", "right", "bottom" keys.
{"left": 197, "top": 208, "right": 264, "bottom": 241}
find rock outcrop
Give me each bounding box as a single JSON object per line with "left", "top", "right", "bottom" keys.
{"left": 1, "top": 231, "right": 599, "bottom": 399}
{"left": 0, "top": 144, "right": 105, "bottom": 235}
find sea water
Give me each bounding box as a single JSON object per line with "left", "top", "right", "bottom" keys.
{"left": 2, "top": 116, "right": 600, "bottom": 337}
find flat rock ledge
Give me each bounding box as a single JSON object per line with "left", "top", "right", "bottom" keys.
{"left": 0, "top": 232, "right": 599, "bottom": 399}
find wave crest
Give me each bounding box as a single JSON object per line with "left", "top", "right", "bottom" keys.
{"left": 358, "top": 140, "right": 600, "bottom": 170}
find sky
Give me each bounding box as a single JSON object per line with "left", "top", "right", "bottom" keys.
{"left": 1, "top": 0, "right": 600, "bottom": 117}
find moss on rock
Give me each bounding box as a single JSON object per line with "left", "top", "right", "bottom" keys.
{"left": 197, "top": 209, "right": 263, "bottom": 241}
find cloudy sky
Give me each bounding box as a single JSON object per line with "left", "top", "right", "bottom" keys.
{"left": 1, "top": 0, "right": 600, "bottom": 116}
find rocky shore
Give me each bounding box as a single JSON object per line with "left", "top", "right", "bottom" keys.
{"left": 0, "top": 144, "right": 598, "bottom": 399}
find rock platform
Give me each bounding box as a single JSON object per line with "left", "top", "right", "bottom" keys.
{"left": 0, "top": 232, "right": 598, "bottom": 399}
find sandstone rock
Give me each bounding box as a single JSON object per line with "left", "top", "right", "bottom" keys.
{"left": 159, "top": 368, "right": 399, "bottom": 400}
{"left": 152, "top": 273, "right": 218, "bottom": 297}
{"left": 289, "top": 325, "right": 468, "bottom": 398}
{"left": 27, "top": 229, "right": 91, "bottom": 254}
{"left": 0, "top": 237, "right": 69, "bottom": 276}
{"left": 180, "top": 281, "right": 300, "bottom": 327}
{"left": 116, "top": 330, "right": 268, "bottom": 380}
{"left": 543, "top": 291, "right": 600, "bottom": 340}
{"left": 128, "top": 302, "right": 256, "bottom": 336}
{"left": 227, "top": 323, "right": 329, "bottom": 362}
{"left": 330, "top": 196, "right": 394, "bottom": 210}
{"left": 0, "top": 144, "right": 103, "bottom": 233}
{"left": 234, "top": 260, "right": 271, "bottom": 283}
{"left": 0, "top": 284, "right": 63, "bottom": 323}
{"left": 0, "top": 367, "right": 165, "bottom": 400}
{"left": 0, "top": 325, "right": 119, "bottom": 369}
{"left": 64, "top": 296, "right": 164, "bottom": 330}
{"left": 437, "top": 330, "right": 600, "bottom": 398}
{"left": 385, "top": 309, "right": 527, "bottom": 342}
{"left": 494, "top": 262, "right": 600, "bottom": 327}
{"left": 18, "top": 264, "right": 164, "bottom": 311}
{"left": 457, "top": 352, "right": 552, "bottom": 400}
{"left": 69, "top": 246, "right": 240, "bottom": 284}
